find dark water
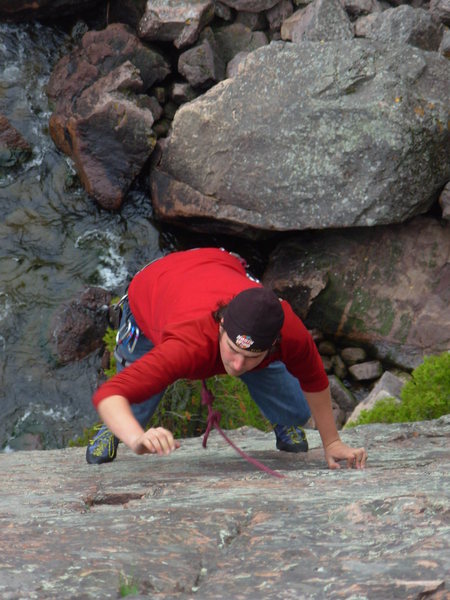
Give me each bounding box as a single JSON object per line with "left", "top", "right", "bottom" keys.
{"left": 0, "top": 22, "right": 166, "bottom": 450}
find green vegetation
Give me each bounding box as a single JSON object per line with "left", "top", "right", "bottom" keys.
{"left": 102, "top": 326, "right": 117, "bottom": 378}
{"left": 118, "top": 572, "right": 139, "bottom": 597}
{"left": 346, "top": 352, "right": 450, "bottom": 427}
{"left": 70, "top": 326, "right": 271, "bottom": 447}
{"left": 148, "top": 375, "right": 271, "bottom": 439}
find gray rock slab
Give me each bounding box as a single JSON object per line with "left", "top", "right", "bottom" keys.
{"left": 1, "top": 418, "right": 449, "bottom": 599}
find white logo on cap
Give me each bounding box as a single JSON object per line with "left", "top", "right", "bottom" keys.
{"left": 235, "top": 334, "right": 254, "bottom": 349}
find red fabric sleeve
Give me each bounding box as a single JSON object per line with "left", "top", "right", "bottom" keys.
{"left": 279, "top": 301, "right": 329, "bottom": 393}
{"left": 92, "top": 318, "right": 224, "bottom": 409}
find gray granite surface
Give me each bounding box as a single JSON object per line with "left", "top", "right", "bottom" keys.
{"left": 1, "top": 418, "right": 449, "bottom": 599}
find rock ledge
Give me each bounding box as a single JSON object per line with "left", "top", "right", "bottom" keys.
{"left": 1, "top": 418, "right": 449, "bottom": 599}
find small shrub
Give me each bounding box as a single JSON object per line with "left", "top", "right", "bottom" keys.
{"left": 400, "top": 352, "right": 450, "bottom": 420}
{"left": 147, "top": 375, "right": 271, "bottom": 438}
{"left": 347, "top": 352, "right": 450, "bottom": 427}
{"left": 68, "top": 427, "right": 95, "bottom": 448}
{"left": 102, "top": 326, "right": 117, "bottom": 378}
{"left": 118, "top": 572, "right": 139, "bottom": 597}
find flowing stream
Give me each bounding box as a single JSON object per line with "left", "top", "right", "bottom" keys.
{"left": 0, "top": 21, "right": 166, "bottom": 450}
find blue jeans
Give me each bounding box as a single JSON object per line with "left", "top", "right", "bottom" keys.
{"left": 115, "top": 302, "right": 311, "bottom": 429}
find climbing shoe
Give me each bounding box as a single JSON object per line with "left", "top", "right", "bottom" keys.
{"left": 273, "top": 424, "right": 308, "bottom": 453}
{"left": 86, "top": 424, "right": 120, "bottom": 464}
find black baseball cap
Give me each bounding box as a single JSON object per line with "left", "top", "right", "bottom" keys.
{"left": 222, "top": 287, "right": 284, "bottom": 353}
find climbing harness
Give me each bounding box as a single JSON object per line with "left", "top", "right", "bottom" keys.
{"left": 115, "top": 294, "right": 140, "bottom": 353}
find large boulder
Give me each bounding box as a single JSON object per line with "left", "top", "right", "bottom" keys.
{"left": 262, "top": 216, "right": 450, "bottom": 370}
{"left": 47, "top": 23, "right": 170, "bottom": 210}
{"left": 151, "top": 40, "right": 450, "bottom": 236}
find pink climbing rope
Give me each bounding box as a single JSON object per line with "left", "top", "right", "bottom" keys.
{"left": 201, "top": 380, "right": 285, "bottom": 479}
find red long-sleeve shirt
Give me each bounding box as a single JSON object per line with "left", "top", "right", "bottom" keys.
{"left": 92, "top": 248, "right": 328, "bottom": 408}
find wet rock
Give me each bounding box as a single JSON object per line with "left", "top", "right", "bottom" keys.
{"left": 349, "top": 360, "right": 383, "bottom": 381}
{"left": 263, "top": 217, "right": 450, "bottom": 370}
{"left": 360, "top": 5, "right": 444, "bottom": 51}
{"left": 50, "top": 287, "right": 112, "bottom": 364}
{"left": 347, "top": 370, "right": 405, "bottom": 424}
{"left": 153, "top": 41, "right": 449, "bottom": 234}
{"left": 47, "top": 23, "right": 170, "bottom": 209}
{"left": 1, "top": 418, "right": 449, "bottom": 598}
{"left": 53, "top": 62, "right": 158, "bottom": 209}
{"left": 137, "top": 0, "right": 215, "bottom": 49}
{"left": 0, "top": 115, "right": 31, "bottom": 170}
{"left": 282, "top": 0, "right": 354, "bottom": 42}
